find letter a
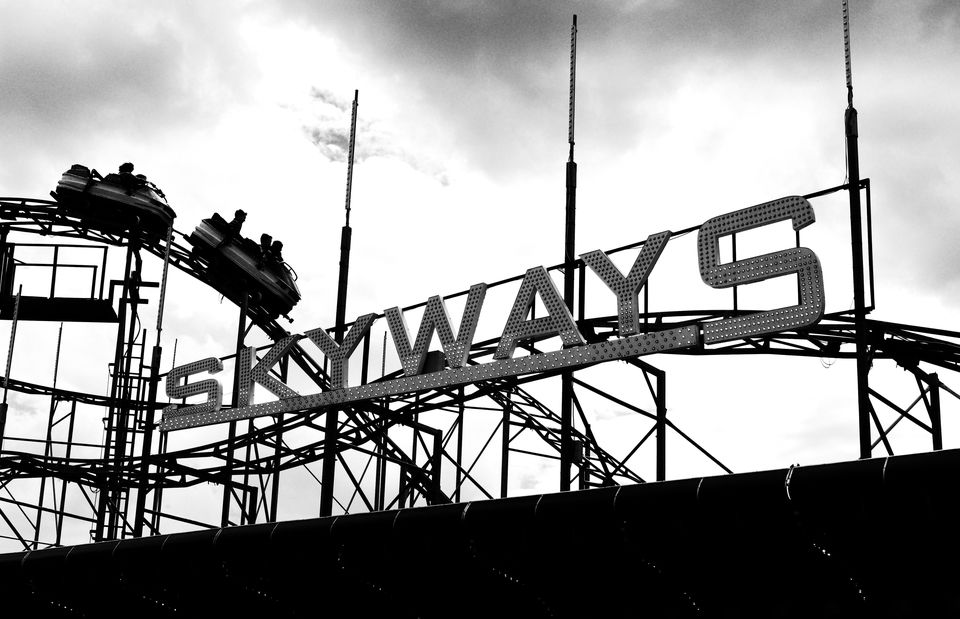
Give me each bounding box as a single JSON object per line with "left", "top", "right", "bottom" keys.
{"left": 494, "top": 267, "right": 585, "bottom": 360}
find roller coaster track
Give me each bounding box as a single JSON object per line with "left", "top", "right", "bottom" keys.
{"left": 0, "top": 189, "right": 958, "bottom": 546}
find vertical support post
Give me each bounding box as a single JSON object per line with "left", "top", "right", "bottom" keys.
{"left": 111, "top": 249, "right": 143, "bottom": 540}
{"left": 731, "top": 234, "right": 738, "bottom": 311}
{"left": 431, "top": 430, "right": 442, "bottom": 505}
{"left": 0, "top": 286, "right": 22, "bottom": 451}
{"left": 151, "top": 431, "right": 167, "bottom": 533}
{"left": 333, "top": 225, "right": 352, "bottom": 339}
{"left": 656, "top": 369, "right": 666, "bottom": 482}
{"left": 269, "top": 357, "right": 287, "bottom": 522}
{"left": 926, "top": 373, "right": 942, "bottom": 451}
{"left": 560, "top": 14, "right": 578, "bottom": 493}
{"left": 134, "top": 343, "right": 162, "bottom": 537}
{"left": 842, "top": 1, "right": 872, "bottom": 460}
{"left": 455, "top": 386, "right": 464, "bottom": 503}
{"left": 50, "top": 245, "right": 59, "bottom": 298}
{"left": 360, "top": 330, "right": 370, "bottom": 385}
{"left": 322, "top": 89, "right": 359, "bottom": 518}
{"left": 0, "top": 229, "right": 13, "bottom": 299}
{"left": 96, "top": 241, "right": 135, "bottom": 542}
{"left": 578, "top": 262, "right": 586, "bottom": 321}
{"left": 410, "top": 394, "right": 420, "bottom": 507}
{"left": 221, "top": 293, "right": 248, "bottom": 528}
{"left": 34, "top": 323, "right": 64, "bottom": 548}
{"left": 269, "top": 415, "right": 283, "bottom": 522}
{"left": 99, "top": 247, "right": 108, "bottom": 301}
{"left": 501, "top": 394, "right": 511, "bottom": 498}
{"left": 246, "top": 487, "right": 258, "bottom": 527}
{"left": 241, "top": 418, "right": 255, "bottom": 525}
{"left": 373, "top": 417, "right": 383, "bottom": 512}
{"left": 319, "top": 285, "right": 349, "bottom": 514}
{"left": 377, "top": 415, "right": 387, "bottom": 511}
{"left": 580, "top": 442, "right": 589, "bottom": 490}
{"left": 55, "top": 400, "right": 77, "bottom": 546}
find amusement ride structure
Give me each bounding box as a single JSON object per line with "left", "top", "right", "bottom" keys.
{"left": 0, "top": 4, "right": 958, "bottom": 615}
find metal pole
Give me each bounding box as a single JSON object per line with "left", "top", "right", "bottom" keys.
{"left": 0, "top": 286, "right": 22, "bottom": 451}
{"left": 927, "top": 373, "right": 942, "bottom": 451}
{"left": 842, "top": 0, "right": 871, "bottom": 459}
{"left": 96, "top": 242, "right": 135, "bottom": 542}
{"left": 50, "top": 246, "right": 59, "bottom": 298}
{"left": 410, "top": 396, "right": 420, "bottom": 507}
{"left": 377, "top": 415, "right": 387, "bottom": 510}
{"left": 34, "top": 323, "right": 63, "bottom": 548}
{"left": 241, "top": 418, "right": 255, "bottom": 525}
{"left": 221, "top": 293, "right": 248, "bottom": 527}
{"left": 110, "top": 248, "right": 143, "bottom": 539}
{"left": 501, "top": 394, "right": 511, "bottom": 498}
{"left": 560, "top": 15, "right": 578, "bottom": 492}
{"left": 656, "top": 369, "right": 666, "bottom": 482}
{"left": 55, "top": 400, "right": 77, "bottom": 546}
{"left": 150, "top": 430, "right": 166, "bottom": 533}
{"left": 133, "top": 342, "right": 162, "bottom": 537}
{"left": 456, "top": 386, "right": 464, "bottom": 503}
{"left": 336, "top": 89, "right": 359, "bottom": 344}
{"left": 155, "top": 225, "right": 173, "bottom": 338}
{"left": 269, "top": 358, "right": 287, "bottom": 522}
{"left": 322, "top": 89, "right": 359, "bottom": 517}
{"left": 431, "top": 430, "right": 443, "bottom": 505}
{"left": 373, "top": 417, "right": 383, "bottom": 511}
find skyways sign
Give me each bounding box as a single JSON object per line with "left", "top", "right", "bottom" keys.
{"left": 161, "top": 196, "right": 824, "bottom": 431}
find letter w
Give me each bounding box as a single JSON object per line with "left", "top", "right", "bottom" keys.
{"left": 385, "top": 283, "right": 487, "bottom": 376}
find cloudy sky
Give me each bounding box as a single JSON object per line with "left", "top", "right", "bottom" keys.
{"left": 0, "top": 1, "right": 958, "bottom": 540}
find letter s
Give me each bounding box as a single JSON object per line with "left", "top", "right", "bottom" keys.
{"left": 698, "top": 195, "right": 825, "bottom": 344}
{"left": 162, "top": 357, "right": 223, "bottom": 422}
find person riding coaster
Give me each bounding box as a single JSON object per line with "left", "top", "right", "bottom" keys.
{"left": 52, "top": 162, "right": 175, "bottom": 239}
{"left": 187, "top": 212, "right": 301, "bottom": 320}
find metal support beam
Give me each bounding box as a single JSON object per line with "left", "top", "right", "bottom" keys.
{"left": 321, "top": 90, "right": 359, "bottom": 518}
{"left": 456, "top": 387, "right": 464, "bottom": 503}
{"left": 560, "top": 15, "right": 578, "bottom": 494}
{"left": 924, "top": 372, "right": 943, "bottom": 451}
{"left": 133, "top": 344, "right": 162, "bottom": 537}
{"left": 656, "top": 369, "right": 666, "bottom": 482}
{"left": 501, "top": 394, "right": 510, "bottom": 498}
{"left": 842, "top": 0, "right": 872, "bottom": 460}
{"left": 221, "top": 294, "right": 248, "bottom": 527}
{"left": 95, "top": 241, "right": 136, "bottom": 542}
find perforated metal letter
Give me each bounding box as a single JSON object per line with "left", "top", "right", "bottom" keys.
{"left": 304, "top": 314, "right": 377, "bottom": 389}
{"left": 697, "top": 195, "right": 825, "bottom": 344}
{"left": 162, "top": 357, "right": 223, "bottom": 420}
{"left": 494, "top": 267, "right": 585, "bottom": 359}
{"left": 236, "top": 337, "right": 301, "bottom": 406}
{"left": 581, "top": 231, "right": 671, "bottom": 337}
{"left": 386, "top": 283, "right": 487, "bottom": 376}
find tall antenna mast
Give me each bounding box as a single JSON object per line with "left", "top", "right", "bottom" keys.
{"left": 322, "top": 88, "right": 359, "bottom": 517}
{"left": 841, "top": 0, "right": 870, "bottom": 459}
{"left": 568, "top": 15, "right": 577, "bottom": 164}
{"left": 343, "top": 90, "right": 359, "bottom": 229}
{"left": 560, "top": 15, "right": 578, "bottom": 492}
{"left": 843, "top": 0, "right": 854, "bottom": 109}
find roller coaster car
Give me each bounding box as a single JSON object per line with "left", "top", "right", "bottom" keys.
{"left": 52, "top": 164, "right": 175, "bottom": 239}
{"left": 187, "top": 213, "right": 301, "bottom": 319}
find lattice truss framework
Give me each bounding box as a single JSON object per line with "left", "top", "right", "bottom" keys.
{"left": 0, "top": 180, "right": 957, "bottom": 551}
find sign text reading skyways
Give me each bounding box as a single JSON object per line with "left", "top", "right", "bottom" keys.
{"left": 161, "top": 196, "right": 824, "bottom": 431}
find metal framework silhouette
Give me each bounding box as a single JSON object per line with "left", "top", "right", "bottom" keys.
{"left": 1, "top": 3, "right": 958, "bottom": 554}
{"left": 0, "top": 172, "right": 957, "bottom": 551}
